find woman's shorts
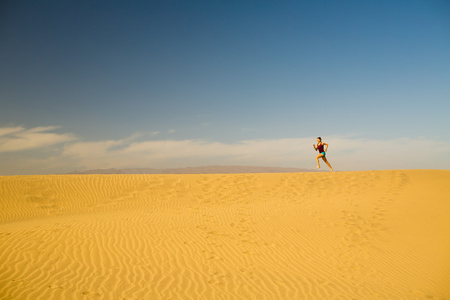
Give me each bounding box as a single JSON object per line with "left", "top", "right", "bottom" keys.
{"left": 320, "top": 152, "right": 326, "bottom": 156}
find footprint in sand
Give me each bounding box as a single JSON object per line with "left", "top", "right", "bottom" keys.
{"left": 48, "top": 284, "right": 64, "bottom": 290}
{"left": 82, "top": 291, "right": 102, "bottom": 297}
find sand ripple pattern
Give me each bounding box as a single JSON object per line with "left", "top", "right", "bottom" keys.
{"left": 0, "top": 170, "right": 449, "bottom": 299}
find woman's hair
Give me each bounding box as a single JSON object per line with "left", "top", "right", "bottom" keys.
{"left": 317, "top": 137, "right": 322, "bottom": 141}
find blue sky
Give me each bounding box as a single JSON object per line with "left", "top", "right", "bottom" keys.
{"left": 1, "top": 0, "right": 449, "bottom": 174}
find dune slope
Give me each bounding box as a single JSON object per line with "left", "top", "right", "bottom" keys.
{"left": 0, "top": 170, "right": 449, "bottom": 299}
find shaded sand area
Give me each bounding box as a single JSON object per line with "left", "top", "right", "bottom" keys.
{"left": 1, "top": 170, "right": 449, "bottom": 299}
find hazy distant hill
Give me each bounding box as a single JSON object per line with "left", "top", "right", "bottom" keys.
{"left": 67, "top": 165, "right": 321, "bottom": 174}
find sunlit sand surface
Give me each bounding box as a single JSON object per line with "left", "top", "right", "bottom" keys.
{"left": 1, "top": 170, "right": 449, "bottom": 299}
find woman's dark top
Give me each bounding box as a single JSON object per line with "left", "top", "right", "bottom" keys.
{"left": 317, "top": 143, "right": 324, "bottom": 153}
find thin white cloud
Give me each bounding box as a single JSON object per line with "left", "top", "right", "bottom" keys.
{"left": 25, "top": 126, "right": 62, "bottom": 133}
{"left": 0, "top": 126, "right": 24, "bottom": 137}
{"left": 0, "top": 126, "right": 76, "bottom": 153}
{"left": 53, "top": 137, "right": 311, "bottom": 170}
{"left": 62, "top": 140, "right": 124, "bottom": 157}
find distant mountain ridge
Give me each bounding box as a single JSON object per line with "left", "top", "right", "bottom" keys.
{"left": 67, "top": 165, "right": 321, "bottom": 174}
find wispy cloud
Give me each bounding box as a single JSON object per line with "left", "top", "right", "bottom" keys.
{"left": 0, "top": 126, "right": 76, "bottom": 153}
{"left": 0, "top": 126, "right": 25, "bottom": 136}
{"left": 59, "top": 137, "right": 310, "bottom": 168}
{"left": 0, "top": 125, "right": 449, "bottom": 175}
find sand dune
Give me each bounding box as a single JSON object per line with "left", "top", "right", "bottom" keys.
{"left": 66, "top": 165, "right": 320, "bottom": 174}
{"left": 0, "top": 170, "right": 449, "bottom": 299}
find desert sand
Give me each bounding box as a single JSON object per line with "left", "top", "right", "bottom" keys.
{"left": 0, "top": 170, "right": 449, "bottom": 299}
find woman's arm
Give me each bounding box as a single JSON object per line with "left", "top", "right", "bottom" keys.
{"left": 323, "top": 143, "right": 328, "bottom": 152}
{"left": 313, "top": 144, "right": 317, "bottom": 151}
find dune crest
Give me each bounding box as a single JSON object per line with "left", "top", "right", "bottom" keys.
{"left": 1, "top": 170, "right": 449, "bottom": 299}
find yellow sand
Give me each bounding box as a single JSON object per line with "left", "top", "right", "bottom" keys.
{"left": 0, "top": 170, "right": 449, "bottom": 299}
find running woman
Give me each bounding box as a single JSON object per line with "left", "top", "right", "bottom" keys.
{"left": 313, "top": 137, "right": 333, "bottom": 171}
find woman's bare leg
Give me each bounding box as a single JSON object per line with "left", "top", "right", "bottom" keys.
{"left": 322, "top": 157, "right": 333, "bottom": 171}
{"left": 316, "top": 154, "right": 324, "bottom": 169}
